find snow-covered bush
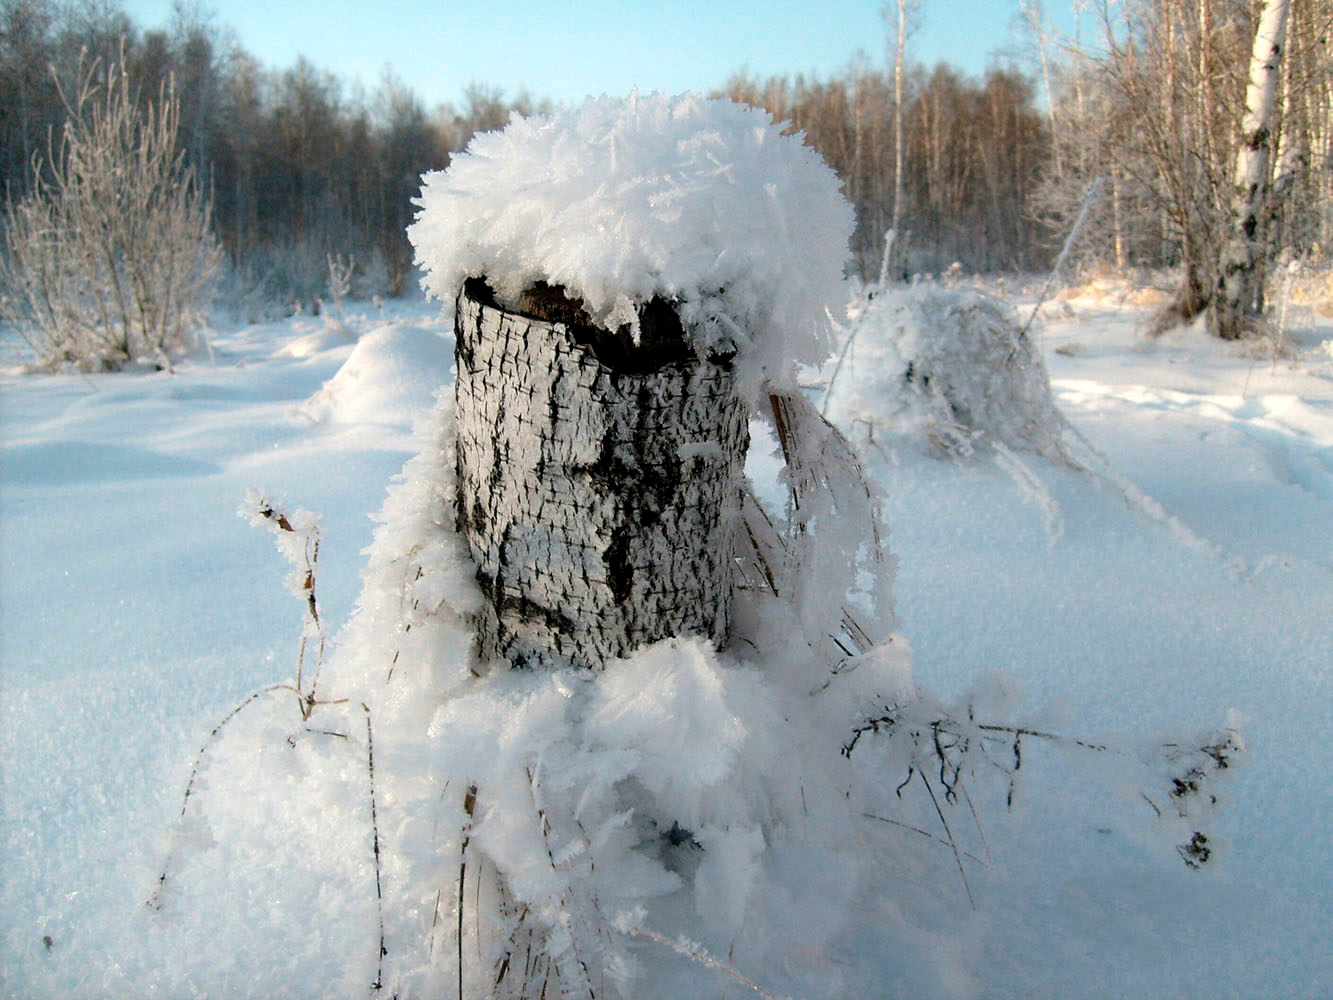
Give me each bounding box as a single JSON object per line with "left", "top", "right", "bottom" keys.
{"left": 0, "top": 51, "right": 222, "bottom": 371}
{"left": 826, "top": 282, "right": 1070, "bottom": 462}
{"left": 821, "top": 280, "right": 1239, "bottom": 550}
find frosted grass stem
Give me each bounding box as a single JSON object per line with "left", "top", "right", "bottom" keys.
{"left": 1015, "top": 176, "right": 1105, "bottom": 350}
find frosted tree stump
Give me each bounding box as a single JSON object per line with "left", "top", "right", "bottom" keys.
{"left": 454, "top": 277, "right": 749, "bottom": 669}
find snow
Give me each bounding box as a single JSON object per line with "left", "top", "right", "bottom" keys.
{"left": 2, "top": 280, "right": 1332, "bottom": 998}
{"left": 295, "top": 322, "right": 456, "bottom": 426}
{"left": 408, "top": 93, "right": 854, "bottom": 403}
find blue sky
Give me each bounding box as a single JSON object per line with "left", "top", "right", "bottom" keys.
{"left": 124, "top": 0, "right": 1069, "bottom": 111}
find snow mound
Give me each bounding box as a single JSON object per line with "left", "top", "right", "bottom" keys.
{"left": 297, "top": 323, "right": 453, "bottom": 425}
{"left": 825, "top": 283, "right": 1242, "bottom": 552}
{"left": 827, "top": 283, "right": 1068, "bottom": 462}
{"left": 408, "top": 92, "right": 855, "bottom": 402}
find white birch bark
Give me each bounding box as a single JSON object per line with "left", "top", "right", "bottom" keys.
{"left": 889, "top": 0, "right": 910, "bottom": 275}
{"left": 453, "top": 280, "right": 749, "bottom": 669}
{"left": 1211, "top": 0, "right": 1292, "bottom": 339}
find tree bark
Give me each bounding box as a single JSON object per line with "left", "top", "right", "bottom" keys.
{"left": 453, "top": 279, "right": 750, "bottom": 670}
{"left": 1210, "top": 0, "right": 1292, "bottom": 340}
{"left": 890, "top": 0, "right": 909, "bottom": 277}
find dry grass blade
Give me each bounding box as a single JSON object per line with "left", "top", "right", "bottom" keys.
{"left": 363, "top": 705, "right": 387, "bottom": 992}
{"left": 628, "top": 926, "right": 787, "bottom": 1000}
{"left": 146, "top": 682, "right": 292, "bottom": 909}
{"left": 736, "top": 485, "right": 881, "bottom": 664}
{"left": 917, "top": 770, "right": 975, "bottom": 909}
{"left": 253, "top": 498, "right": 325, "bottom": 718}
{"left": 767, "top": 389, "right": 883, "bottom": 554}
{"left": 458, "top": 783, "right": 477, "bottom": 1000}
{"left": 863, "top": 812, "right": 987, "bottom": 865}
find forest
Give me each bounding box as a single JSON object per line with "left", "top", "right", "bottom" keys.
{"left": 1, "top": 0, "right": 1330, "bottom": 318}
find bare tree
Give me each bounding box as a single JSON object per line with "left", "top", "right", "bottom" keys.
{"left": 0, "top": 0, "right": 58, "bottom": 187}
{"left": 0, "top": 46, "right": 222, "bottom": 368}
{"left": 1036, "top": 0, "right": 1328, "bottom": 334}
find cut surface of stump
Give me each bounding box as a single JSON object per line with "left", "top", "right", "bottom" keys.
{"left": 454, "top": 278, "right": 749, "bottom": 669}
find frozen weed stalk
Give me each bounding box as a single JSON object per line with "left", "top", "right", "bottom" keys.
{"left": 239, "top": 490, "right": 337, "bottom": 720}
{"left": 149, "top": 490, "right": 393, "bottom": 995}
{"left": 156, "top": 92, "right": 1246, "bottom": 1000}
{"left": 149, "top": 496, "right": 357, "bottom": 900}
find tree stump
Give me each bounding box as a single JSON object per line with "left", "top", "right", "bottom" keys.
{"left": 454, "top": 277, "right": 749, "bottom": 669}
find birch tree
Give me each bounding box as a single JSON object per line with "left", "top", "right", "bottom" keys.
{"left": 1037, "top": 0, "right": 1329, "bottom": 333}
{"left": 885, "top": 0, "right": 917, "bottom": 279}
{"left": 1210, "top": 0, "right": 1293, "bottom": 339}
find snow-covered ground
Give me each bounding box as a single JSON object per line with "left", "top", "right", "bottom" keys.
{"left": 2, "top": 283, "right": 1331, "bottom": 998}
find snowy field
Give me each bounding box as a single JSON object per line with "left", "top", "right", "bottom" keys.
{"left": 2, "top": 281, "right": 1331, "bottom": 998}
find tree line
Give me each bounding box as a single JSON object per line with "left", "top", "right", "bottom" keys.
{"left": 1, "top": 0, "right": 547, "bottom": 305}
{"left": 3, "top": 0, "right": 1329, "bottom": 332}
{"left": 717, "top": 63, "right": 1053, "bottom": 277}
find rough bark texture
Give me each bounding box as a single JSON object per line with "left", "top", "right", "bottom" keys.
{"left": 454, "top": 278, "right": 749, "bottom": 670}
{"left": 1211, "top": 0, "right": 1292, "bottom": 340}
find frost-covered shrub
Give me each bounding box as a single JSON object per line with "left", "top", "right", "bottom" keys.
{"left": 0, "top": 52, "right": 222, "bottom": 371}
{"left": 823, "top": 281, "right": 1239, "bottom": 551}
{"left": 826, "top": 283, "right": 1070, "bottom": 462}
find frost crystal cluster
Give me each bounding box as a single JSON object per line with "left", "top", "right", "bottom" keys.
{"left": 826, "top": 283, "right": 1069, "bottom": 460}
{"left": 314, "top": 394, "right": 917, "bottom": 998}
{"left": 408, "top": 91, "right": 855, "bottom": 401}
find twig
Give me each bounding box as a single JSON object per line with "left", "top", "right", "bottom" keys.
{"left": 819, "top": 316, "right": 861, "bottom": 417}
{"left": 959, "top": 782, "right": 990, "bottom": 860}
{"left": 918, "top": 770, "right": 975, "bottom": 909}
{"left": 522, "top": 764, "right": 596, "bottom": 999}
{"left": 863, "top": 813, "right": 986, "bottom": 865}
{"left": 250, "top": 495, "right": 326, "bottom": 719}
{"left": 458, "top": 783, "right": 478, "bottom": 1000}
{"left": 364, "top": 705, "right": 387, "bottom": 992}
{"left": 975, "top": 723, "right": 1110, "bottom": 754}
{"left": 1011, "top": 176, "right": 1105, "bottom": 360}
{"left": 428, "top": 888, "right": 442, "bottom": 959}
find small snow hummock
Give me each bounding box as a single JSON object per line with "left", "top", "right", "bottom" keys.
{"left": 825, "top": 283, "right": 1070, "bottom": 462}
{"left": 407, "top": 91, "right": 855, "bottom": 403}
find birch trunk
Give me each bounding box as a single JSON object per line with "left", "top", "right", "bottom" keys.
{"left": 1210, "top": 0, "right": 1292, "bottom": 340}
{"left": 454, "top": 278, "right": 749, "bottom": 670}
{"left": 890, "top": 0, "right": 908, "bottom": 276}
